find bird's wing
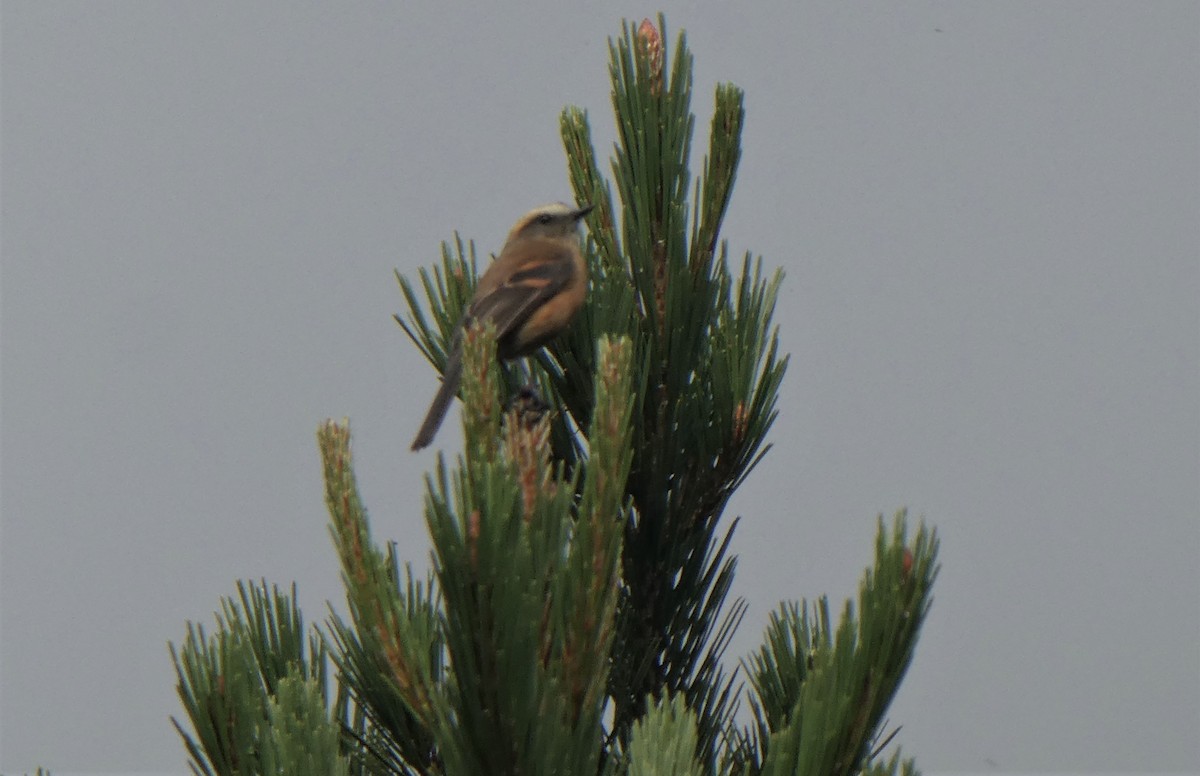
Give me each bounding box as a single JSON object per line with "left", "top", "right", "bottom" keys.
{"left": 466, "top": 246, "right": 575, "bottom": 340}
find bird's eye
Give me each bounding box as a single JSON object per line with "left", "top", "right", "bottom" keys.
{"left": 536, "top": 213, "right": 553, "bottom": 225}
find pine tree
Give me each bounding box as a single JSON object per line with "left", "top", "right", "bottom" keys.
{"left": 170, "top": 16, "right": 939, "bottom": 776}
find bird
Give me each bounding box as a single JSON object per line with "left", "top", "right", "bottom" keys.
{"left": 411, "top": 202, "right": 593, "bottom": 450}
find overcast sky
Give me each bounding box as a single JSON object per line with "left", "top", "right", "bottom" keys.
{"left": 2, "top": 2, "right": 1197, "bottom": 773}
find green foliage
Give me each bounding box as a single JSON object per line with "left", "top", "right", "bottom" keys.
{"left": 169, "top": 580, "right": 342, "bottom": 776}
{"left": 316, "top": 334, "right": 635, "bottom": 776}
{"left": 745, "top": 514, "right": 939, "bottom": 776}
{"left": 170, "top": 16, "right": 940, "bottom": 776}
{"left": 260, "top": 674, "right": 351, "bottom": 776}
{"left": 395, "top": 18, "right": 786, "bottom": 766}
{"left": 322, "top": 416, "right": 442, "bottom": 772}
{"left": 627, "top": 694, "right": 705, "bottom": 776}
{"left": 558, "top": 18, "right": 785, "bottom": 765}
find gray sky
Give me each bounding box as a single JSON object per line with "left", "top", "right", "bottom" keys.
{"left": 2, "top": 1, "right": 1197, "bottom": 772}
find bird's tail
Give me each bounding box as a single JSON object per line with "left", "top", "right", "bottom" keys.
{"left": 411, "top": 347, "right": 464, "bottom": 450}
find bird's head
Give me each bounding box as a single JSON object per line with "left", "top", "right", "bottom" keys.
{"left": 505, "top": 202, "right": 593, "bottom": 244}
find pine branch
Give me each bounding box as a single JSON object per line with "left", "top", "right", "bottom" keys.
{"left": 259, "top": 674, "right": 351, "bottom": 776}
{"left": 395, "top": 23, "right": 783, "bottom": 766}
{"left": 554, "top": 19, "right": 783, "bottom": 766}
{"left": 319, "top": 333, "right": 635, "bottom": 776}
{"left": 394, "top": 235, "right": 479, "bottom": 371}
{"left": 746, "top": 512, "right": 939, "bottom": 776}
{"left": 168, "top": 580, "right": 342, "bottom": 776}
{"left": 320, "top": 420, "right": 443, "bottom": 772}
{"left": 626, "top": 694, "right": 706, "bottom": 776}
{"left": 167, "top": 15, "right": 940, "bottom": 776}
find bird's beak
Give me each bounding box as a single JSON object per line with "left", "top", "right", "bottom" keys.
{"left": 573, "top": 204, "right": 594, "bottom": 220}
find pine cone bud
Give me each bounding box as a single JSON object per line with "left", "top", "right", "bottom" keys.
{"left": 732, "top": 401, "right": 749, "bottom": 445}
{"left": 637, "top": 18, "right": 663, "bottom": 96}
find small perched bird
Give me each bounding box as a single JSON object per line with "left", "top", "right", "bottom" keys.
{"left": 505, "top": 384, "right": 552, "bottom": 431}
{"left": 411, "top": 202, "right": 592, "bottom": 450}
